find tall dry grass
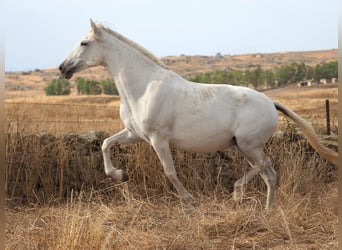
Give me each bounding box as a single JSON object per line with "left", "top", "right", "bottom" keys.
{"left": 5, "top": 98, "right": 122, "bottom": 135}
{"left": 5, "top": 97, "right": 338, "bottom": 249}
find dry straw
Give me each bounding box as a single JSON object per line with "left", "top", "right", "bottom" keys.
{"left": 5, "top": 100, "right": 338, "bottom": 248}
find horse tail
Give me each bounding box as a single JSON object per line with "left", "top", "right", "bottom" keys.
{"left": 274, "top": 102, "right": 338, "bottom": 165}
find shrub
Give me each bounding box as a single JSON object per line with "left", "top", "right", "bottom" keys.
{"left": 76, "top": 77, "right": 118, "bottom": 95}
{"left": 100, "top": 79, "right": 118, "bottom": 95}
{"left": 76, "top": 77, "right": 102, "bottom": 95}
{"left": 45, "top": 79, "right": 71, "bottom": 96}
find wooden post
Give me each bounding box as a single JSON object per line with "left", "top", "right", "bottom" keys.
{"left": 325, "top": 99, "right": 330, "bottom": 135}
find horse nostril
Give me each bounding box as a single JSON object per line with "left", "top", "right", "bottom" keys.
{"left": 59, "top": 64, "right": 64, "bottom": 72}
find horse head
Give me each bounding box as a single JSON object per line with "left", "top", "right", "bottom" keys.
{"left": 59, "top": 19, "right": 104, "bottom": 79}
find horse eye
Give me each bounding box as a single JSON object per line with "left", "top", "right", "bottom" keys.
{"left": 80, "top": 41, "right": 89, "bottom": 46}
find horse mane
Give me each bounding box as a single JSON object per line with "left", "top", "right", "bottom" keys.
{"left": 99, "top": 24, "right": 169, "bottom": 70}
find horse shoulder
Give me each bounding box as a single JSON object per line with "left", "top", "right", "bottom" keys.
{"left": 133, "top": 80, "right": 176, "bottom": 131}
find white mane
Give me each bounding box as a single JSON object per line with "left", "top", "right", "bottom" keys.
{"left": 99, "top": 25, "right": 169, "bottom": 70}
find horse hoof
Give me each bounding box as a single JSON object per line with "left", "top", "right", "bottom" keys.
{"left": 181, "top": 193, "right": 194, "bottom": 203}
{"left": 106, "top": 169, "right": 129, "bottom": 182}
{"left": 121, "top": 171, "right": 129, "bottom": 182}
{"left": 233, "top": 191, "right": 244, "bottom": 202}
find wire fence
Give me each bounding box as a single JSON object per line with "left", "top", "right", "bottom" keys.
{"left": 5, "top": 102, "right": 123, "bottom": 136}
{"left": 5, "top": 100, "right": 338, "bottom": 137}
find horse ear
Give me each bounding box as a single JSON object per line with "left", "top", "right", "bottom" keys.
{"left": 90, "top": 19, "right": 101, "bottom": 37}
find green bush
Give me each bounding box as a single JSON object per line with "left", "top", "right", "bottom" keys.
{"left": 100, "top": 79, "right": 118, "bottom": 95}
{"left": 76, "top": 77, "right": 102, "bottom": 95}
{"left": 76, "top": 77, "right": 118, "bottom": 95}
{"left": 45, "top": 79, "right": 71, "bottom": 96}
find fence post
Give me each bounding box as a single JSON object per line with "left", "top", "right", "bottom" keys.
{"left": 325, "top": 99, "right": 330, "bottom": 135}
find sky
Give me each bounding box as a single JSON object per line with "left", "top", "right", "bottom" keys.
{"left": 3, "top": 0, "right": 339, "bottom": 71}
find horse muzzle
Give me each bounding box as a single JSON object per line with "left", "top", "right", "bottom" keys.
{"left": 59, "top": 61, "right": 74, "bottom": 79}
{"left": 59, "top": 60, "right": 85, "bottom": 79}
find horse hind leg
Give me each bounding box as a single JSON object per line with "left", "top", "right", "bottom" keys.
{"left": 259, "top": 165, "right": 277, "bottom": 210}
{"left": 233, "top": 165, "right": 261, "bottom": 202}
{"left": 233, "top": 144, "right": 276, "bottom": 210}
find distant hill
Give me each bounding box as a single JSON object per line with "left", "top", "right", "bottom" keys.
{"left": 5, "top": 49, "right": 337, "bottom": 98}
{"left": 162, "top": 49, "right": 338, "bottom": 77}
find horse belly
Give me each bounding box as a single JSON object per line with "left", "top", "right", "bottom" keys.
{"left": 168, "top": 99, "right": 237, "bottom": 152}
{"left": 170, "top": 127, "right": 235, "bottom": 153}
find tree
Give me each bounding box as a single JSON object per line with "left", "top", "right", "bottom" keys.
{"left": 249, "top": 66, "right": 263, "bottom": 89}
{"left": 275, "top": 65, "right": 293, "bottom": 86}
{"left": 187, "top": 61, "right": 337, "bottom": 89}
{"left": 293, "top": 63, "right": 307, "bottom": 83}
{"left": 306, "top": 66, "right": 315, "bottom": 80}
{"left": 313, "top": 61, "right": 337, "bottom": 81}
{"left": 320, "top": 61, "right": 337, "bottom": 79}
{"left": 263, "top": 70, "right": 275, "bottom": 88}
{"left": 44, "top": 79, "right": 71, "bottom": 96}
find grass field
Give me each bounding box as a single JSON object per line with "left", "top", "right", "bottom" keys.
{"left": 5, "top": 85, "right": 338, "bottom": 249}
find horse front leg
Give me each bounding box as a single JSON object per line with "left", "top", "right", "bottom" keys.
{"left": 102, "top": 128, "right": 141, "bottom": 182}
{"left": 150, "top": 136, "right": 193, "bottom": 202}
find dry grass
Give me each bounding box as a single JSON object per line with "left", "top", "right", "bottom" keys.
{"left": 5, "top": 96, "right": 122, "bottom": 136}
{"left": 5, "top": 86, "right": 338, "bottom": 249}
{"left": 6, "top": 188, "right": 337, "bottom": 249}
{"left": 265, "top": 85, "right": 338, "bottom": 127}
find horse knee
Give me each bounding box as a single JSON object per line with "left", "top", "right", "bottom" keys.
{"left": 269, "top": 169, "right": 277, "bottom": 186}
{"left": 263, "top": 167, "right": 277, "bottom": 187}
{"left": 101, "top": 138, "right": 112, "bottom": 152}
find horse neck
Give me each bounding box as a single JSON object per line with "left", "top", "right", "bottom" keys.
{"left": 103, "top": 35, "right": 167, "bottom": 105}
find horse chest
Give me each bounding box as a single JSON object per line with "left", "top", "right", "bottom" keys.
{"left": 119, "top": 103, "right": 153, "bottom": 142}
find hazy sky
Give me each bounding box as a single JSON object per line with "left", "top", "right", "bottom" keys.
{"left": 3, "top": 0, "right": 338, "bottom": 71}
